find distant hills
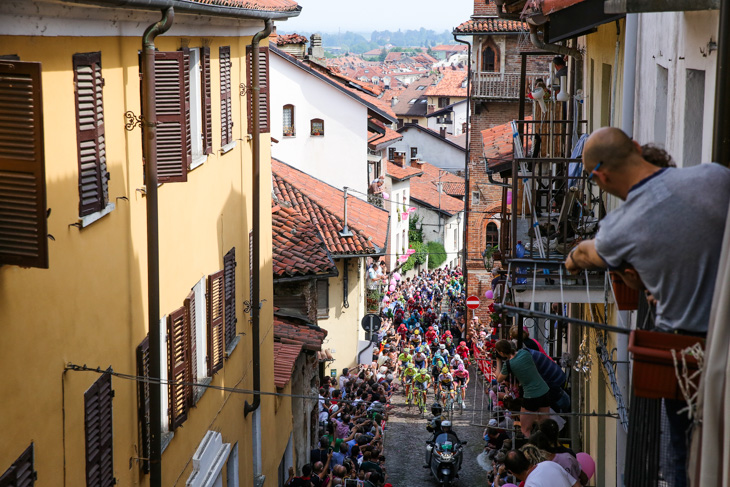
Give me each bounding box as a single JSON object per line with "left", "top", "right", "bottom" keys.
{"left": 278, "top": 28, "right": 458, "bottom": 54}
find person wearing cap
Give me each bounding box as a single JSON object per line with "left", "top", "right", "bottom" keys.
{"left": 402, "top": 362, "right": 418, "bottom": 404}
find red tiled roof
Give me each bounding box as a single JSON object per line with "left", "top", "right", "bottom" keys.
{"left": 384, "top": 52, "right": 406, "bottom": 63}
{"left": 387, "top": 161, "right": 423, "bottom": 181}
{"left": 273, "top": 341, "right": 302, "bottom": 388}
{"left": 442, "top": 181, "right": 466, "bottom": 197}
{"left": 368, "top": 123, "right": 403, "bottom": 149}
{"left": 454, "top": 18, "right": 527, "bottom": 33}
{"left": 272, "top": 204, "right": 337, "bottom": 279}
{"left": 431, "top": 44, "right": 468, "bottom": 52}
{"left": 189, "top": 0, "right": 299, "bottom": 12}
{"left": 409, "top": 161, "right": 465, "bottom": 216}
{"left": 412, "top": 53, "right": 438, "bottom": 64}
{"left": 392, "top": 75, "right": 437, "bottom": 116}
{"left": 482, "top": 117, "right": 532, "bottom": 168}
{"left": 425, "top": 70, "right": 468, "bottom": 97}
{"left": 272, "top": 158, "right": 389, "bottom": 255}
{"left": 274, "top": 316, "right": 328, "bottom": 351}
{"left": 363, "top": 48, "right": 384, "bottom": 56}
{"left": 276, "top": 33, "right": 307, "bottom": 45}
{"left": 446, "top": 133, "right": 467, "bottom": 149}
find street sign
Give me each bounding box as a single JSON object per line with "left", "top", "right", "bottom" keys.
{"left": 361, "top": 313, "right": 382, "bottom": 342}
{"left": 466, "top": 296, "right": 480, "bottom": 310}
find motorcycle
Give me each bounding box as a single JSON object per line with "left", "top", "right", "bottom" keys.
{"left": 426, "top": 432, "right": 466, "bottom": 486}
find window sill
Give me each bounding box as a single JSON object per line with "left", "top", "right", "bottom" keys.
{"left": 310, "top": 134, "right": 324, "bottom": 137}
{"left": 161, "top": 431, "right": 174, "bottom": 454}
{"left": 283, "top": 135, "right": 296, "bottom": 138}
{"left": 220, "top": 141, "right": 237, "bottom": 154}
{"left": 190, "top": 154, "right": 208, "bottom": 171}
{"left": 193, "top": 376, "right": 212, "bottom": 404}
{"left": 225, "top": 335, "right": 241, "bottom": 357}
{"left": 317, "top": 315, "right": 329, "bottom": 320}
{"left": 79, "top": 202, "right": 115, "bottom": 228}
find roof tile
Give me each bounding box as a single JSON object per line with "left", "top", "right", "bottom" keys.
{"left": 424, "top": 69, "right": 468, "bottom": 97}
{"left": 273, "top": 342, "right": 303, "bottom": 388}
{"left": 409, "top": 161, "right": 465, "bottom": 216}
{"left": 272, "top": 205, "right": 337, "bottom": 279}
{"left": 454, "top": 18, "right": 528, "bottom": 33}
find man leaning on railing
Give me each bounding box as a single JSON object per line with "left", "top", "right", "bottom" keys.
{"left": 564, "top": 127, "right": 730, "bottom": 487}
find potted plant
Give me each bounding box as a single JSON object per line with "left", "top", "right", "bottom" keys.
{"left": 482, "top": 245, "right": 499, "bottom": 270}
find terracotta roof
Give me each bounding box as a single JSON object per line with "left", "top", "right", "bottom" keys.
{"left": 273, "top": 341, "right": 302, "bottom": 388}
{"left": 454, "top": 18, "right": 527, "bottom": 33}
{"left": 274, "top": 315, "right": 328, "bottom": 351}
{"left": 431, "top": 44, "right": 468, "bottom": 52}
{"left": 442, "top": 181, "right": 466, "bottom": 197}
{"left": 397, "top": 123, "right": 467, "bottom": 153}
{"left": 446, "top": 133, "right": 467, "bottom": 148}
{"left": 482, "top": 117, "right": 532, "bottom": 169}
{"left": 384, "top": 52, "right": 406, "bottom": 63}
{"left": 272, "top": 158, "right": 389, "bottom": 255}
{"left": 387, "top": 161, "right": 424, "bottom": 181}
{"left": 409, "top": 161, "right": 465, "bottom": 216}
{"left": 391, "top": 75, "right": 437, "bottom": 117}
{"left": 368, "top": 124, "right": 403, "bottom": 149}
{"left": 363, "top": 48, "right": 384, "bottom": 56}
{"left": 412, "top": 53, "right": 438, "bottom": 64}
{"left": 187, "top": 0, "right": 299, "bottom": 12}
{"left": 276, "top": 33, "right": 307, "bottom": 45}
{"left": 272, "top": 204, "right": 337, "bottom": 279}
{"left": 424, "top": 69, "right": 468, "bottom": 97}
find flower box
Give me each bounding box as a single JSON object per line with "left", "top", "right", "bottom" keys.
{"left": 628, "top": 329, "right": 704, "bottom": 400}
{"left": 611, "top": 273, "right": 639, "bottom": 310}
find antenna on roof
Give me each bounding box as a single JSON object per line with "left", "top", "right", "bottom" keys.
{"left": 340, "top": 187, "right": 354, "bottom": 237}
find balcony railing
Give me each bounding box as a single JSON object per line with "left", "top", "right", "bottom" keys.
{"left": 472, "top": 72, "right": 544, "bottom": 99}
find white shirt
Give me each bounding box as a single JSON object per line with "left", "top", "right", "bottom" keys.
{"left": 525, "top": 461, "right": 577, "bottom": 487}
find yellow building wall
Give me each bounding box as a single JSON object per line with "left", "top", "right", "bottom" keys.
{"left": 583, "top": 20, "right": 626, "bottom": 133}
{"left": 0, "top": 32, "right": 290, "bottom": 487}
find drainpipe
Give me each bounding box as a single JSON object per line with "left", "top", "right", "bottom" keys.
{"left": 621, "top": 14, "right": 638, "bottom": 137}
{"left": 487, "top": 168, "right": 511, "bottom": 188}
{"left": 529, "top": 25, "right": 582, "bottom": 60}
{"left": 244, "top": 18, "right": 273, "bottom": 418}
{"left": 453, "top": 33, "right": 471, "bottom": 295}
{"left": 713, "top": 0, "right": 730, "bottom": 167}
{"left": 142, "top": 7, "right": 174, "bottom": 487}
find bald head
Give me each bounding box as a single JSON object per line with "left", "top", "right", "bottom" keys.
{"left": 583, "top": 127, "right": 639, "bottom": 172}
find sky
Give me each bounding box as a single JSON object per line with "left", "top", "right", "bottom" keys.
{"left": 279, "top": 0, "right": 473, "bottom": 35}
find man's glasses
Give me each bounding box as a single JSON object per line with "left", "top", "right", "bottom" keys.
{"left": 587, "top": 161, "right": 602, "bottom": 181}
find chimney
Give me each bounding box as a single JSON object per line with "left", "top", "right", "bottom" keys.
{"left": 440, "top": 127, "right": 447, "bottom": 138}
{"left": 393, "top": 152, "right": 405, "bottom": 167}
{"left": 410, "top": 159, "right": 423, "bottom": 170}
{"left": 308, "top": 33, "right": 326, "bottom": 67}
{"left": 391, "top": 96, "right": 399, "bottom": 108}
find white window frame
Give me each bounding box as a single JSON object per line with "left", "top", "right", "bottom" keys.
{"left": 472, "top": 191, "right": 480, "bottom": 206}
{"left": 193, "top": 278, "right": 208, "bottom": 383}
{"left": 188, "top": 47, "right": 206, "bottom": 169}
{"left": 160, "top": 315, "right": 169, "bottom": 433}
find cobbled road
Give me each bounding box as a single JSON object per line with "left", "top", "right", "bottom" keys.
{"left": 384, "top": 366, "right": 492, "bottom": 487}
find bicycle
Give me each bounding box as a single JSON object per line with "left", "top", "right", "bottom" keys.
{"left": 414, "top": 385, "right": 427, "bottom": 415}
{"left": 455, "top": 384, "right": 465, "bottom": 413}
{"left": 406, "top": 384, "right": 414, "bottom": 410}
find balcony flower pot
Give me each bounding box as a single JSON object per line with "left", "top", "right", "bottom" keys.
{"left": 628, "top": 329, "right": 704, "bottom": 400}
{"left": 611, "top": 273, "right": 639, "bottom": 310}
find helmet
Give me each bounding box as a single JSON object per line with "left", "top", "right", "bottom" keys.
{"left": 442, "top": 366, "right": 449, "bottom": 374}
{"left": 431, "top": 403, "right": 443, "bottom": 416}
{"left": 414, "top": 329, "right": 420, "bottom": 335}
{"left": 441, "top": 420, "right": 452, "bottom": 430}
{"left": 420, "top": 368, "right": 428, "bottom": 375}
{"left": 445, "top": 330, "right": 452, "bottom": 336}
{"left": 440, "top": 344, "right": 446, "bottom": 350}
{"left": 407, "top": 362, "right": 415, "bottom": 369}
{"left": 435, "top": 358, "right": 443, "bottom": 366}
{"left": 460, "top": 341, "right": 466, "bottom": 346}
{"left": 457, "top": 363, "right": 465, "bottom": 371}
{"left": 428, "top": 326, "right": 434, "bottom": 331}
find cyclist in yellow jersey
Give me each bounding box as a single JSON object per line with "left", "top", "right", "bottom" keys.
{"left": 397, "top": 350, "right": 412, "bottom": 376}
{"left": 402, "top": 362, "right": 418, "bottom": 402}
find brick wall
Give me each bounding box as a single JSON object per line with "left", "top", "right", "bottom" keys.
{"left": 473, "top": 0, "right": 498, "bottom": 16}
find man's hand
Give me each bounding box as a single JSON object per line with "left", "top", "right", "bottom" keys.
{"left": 565, "top": 240, "right": 606, "bottom": 274}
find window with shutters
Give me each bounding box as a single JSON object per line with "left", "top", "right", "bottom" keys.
{"left": 0, "top": 60, "right": 49, "bottom": 269}
{"left": 223, "top": 248, "right": 239, "bottom": 355}
{"left": 282, "top": 105, "right": 294, "bottom": 137}
{"left": 246, "top": 46, "right": 270, "bottom": 134}
{"left": 388, "top": 147, "right": 395, "bottom": 161}
{"left": 73, "top": 52, "right": 112, "bottom": 222}
{"left": 207, "top": 270, "right": 225, "bottom": 375}
{"left": 187, "top": 47, "right": 212, "bottom": 170}
{"left": 316, "top": 279, "right": 329, "bottom": 319}
{"left": 153, "top": 51, "right": 190, "bottom": 183}
{"left": 189, "top": 277, "right": 210, "bottom": 402}
{"left": 0, "top": 443, "right": 36, "bottom": 487}
{"left": 168, "top": 306, "right": 190, "bottom": 429}
{"left": 310, "top": 118, "right": 324, "bottom": 137}
{"left": 219, "top": 46, "right": 233, "bottom": 147}
{"left": 85, "top": 371, "right": 114, "bottom": 487}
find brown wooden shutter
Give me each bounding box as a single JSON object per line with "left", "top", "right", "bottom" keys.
{"left": 84, "top": 371, "right": 114, "bottom": 487}
{"left": 167, "top": 306, "right": 189, "bottom": 430}
{"left": 246, "top": 46, "right": 270, "bottom": 134}
{"left": 201, "top": 47, "right": 213, "bottom": 155}
{"left": 154, "top": 51, "right": 188, "bottom": 183}
{"left": 180, "top": 48, "right": 193, "bottom": 171}
{"left": 184, "top": 289, "right": 197, "bottom": 406}
{"left": 0, "top": 443, "right": 36, "bottom": 487}
{"left": 73, "top": 52, "right": 108, "bottom": 217}
{"left": 0, "top": 60, "right": 48, "bottom": 269}
{"left": 223, "top": 247, "right": 237, "bottom": 348}
{"left": 135, "top": 336, "right": 151, "bottom": 474}
{"left": 219, "top": 46, "right": 232, "bottom": 146}
{"left": 207, "top": 270, "right": 225, "bottom": 375}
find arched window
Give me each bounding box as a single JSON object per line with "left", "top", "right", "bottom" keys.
{"left": 482, "top": 46, "right": 497, "bottom": 72}
{"left": 485, "top": 222, "right": 499, "bottom": 248}
{"left": 283, "top": 104, "right": 295, "bottom": 136}
{"left": 310, "top": 118, "right": 324, "bottom": 136}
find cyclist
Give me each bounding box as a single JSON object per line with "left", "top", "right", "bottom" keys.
{"left": 402, "top": 362, "right": 418, "bottom": 403}
{"left": 438, "top": 366, "right": 456, "bottom": 407}
{"left": 410, "top": 329, "right": 422, "bottom": 348}
{"left": 453, "top": 362, "right": 470, "bottom": 409}
{"left": 413, "top": 345, "right": 428, "bottom": 370}
{"left": 449, "top": 352, "right": 464, "bottom": 370}
{"left": 431, "top": 357, "right": 445, "bottom": 395}
{"left": 397, "top": 322, "right": 408, "bottom": 345}
{"left": 456, "top": 340, "right": 470, "bottom": 361}
{"left": 413, "top": 367, "right": 432, "bottom": 411}
{"left": 438, "top": 342, "right": 450, "bottom": 360}
{"left": 425, "top": 325, "right": 438, "bottom": 346}
{"left": 397, "top": 348, "right": 412, "bottom": 375}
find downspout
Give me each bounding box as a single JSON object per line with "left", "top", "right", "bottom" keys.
{"left": 529, "top": 25, "right": 582, "bottom": 60}
{"left": 621, "top": 14, "right": 638, "bottom": 136}
{"left": 713, "top": 0, "right": 730, "bottom": 167}
{"left": 453, "top": 33, "right": 471, "bottom": 300}
{"left": 487, "top": 168, "right": 511, "bottom": 188}
{"left": 244, "top": 18, "right": 273, "bottom": 418}
{"left": 142, "top": 7, "right": 174, "bottom": 487}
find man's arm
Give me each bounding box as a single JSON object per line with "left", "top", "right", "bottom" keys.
{"left": 565, "top": 240, "right": 607, "bottom": 274}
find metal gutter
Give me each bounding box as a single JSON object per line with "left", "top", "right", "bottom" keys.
{"left": 244, "top": 18, "right": 273, "bottom": 418}
{"left": 620, "top": 14, "right": 638, "bottom": 136}
{"left": 141, "top": 7, "right": 174, "bottom": 487}
{"left": 272, "top": 271, "right": 339, "bottom": 284}
{"left": 60, "top": 0, "right": 301, "bottom": 20}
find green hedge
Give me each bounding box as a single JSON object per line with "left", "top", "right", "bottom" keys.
{"left": 426, "top": 241, "right": 447, "bottom": 269}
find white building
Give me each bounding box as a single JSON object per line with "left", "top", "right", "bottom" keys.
{"left": 426, "top": 99, "right": 468, "bottom": 136}
{"left": 390, "top": 124, "right": 467, "bottom": 175}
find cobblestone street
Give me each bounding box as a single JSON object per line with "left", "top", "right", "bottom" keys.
{"left": 384, "top": 367, "right": 492, "bottom": 487}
